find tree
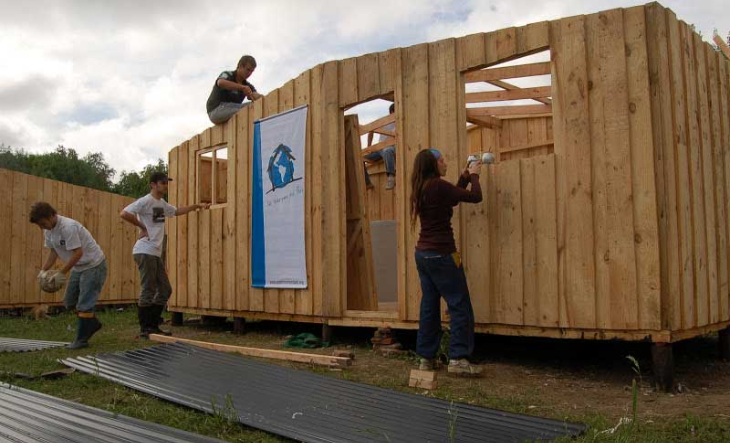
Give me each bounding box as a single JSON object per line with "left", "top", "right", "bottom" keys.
{"left": 112, "top": 159, "right": 168, "bottom": 199}
{"left": 0, "top": 144, "right": 115, "bottom": 192}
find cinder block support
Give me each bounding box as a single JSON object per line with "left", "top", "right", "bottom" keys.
{"left": 719, "top": 327, "right": 730, "bottom": 361}
{"left": 233, "top": 317, "right": 246, "bottom": 335}
{"left": 171, "top": 312, "right": 184, "bottom": 326}
{"left": 322, "top": 324, "right": 333, "bottom": 345}
{"left": 651, "top": 342, "right": 674, "bottom": 392}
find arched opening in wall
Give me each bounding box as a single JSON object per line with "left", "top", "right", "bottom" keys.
{"left": 343, "top": 96, "right": 398, "bottom": 314}
{"left": 463, "top": 49, "right": 554, "bottom": 162}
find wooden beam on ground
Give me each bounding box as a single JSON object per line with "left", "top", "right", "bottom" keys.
{"left": 466, "top": 86, "right": 552, "bottom": 103}
{"left": 464, "top": 61, "right": 551, "bottom": 83}
{"left": 359, "top": 114, "right": 396, "bottom": 136}
{"left": 467, "top": 104, "right": 552, "bottom": 117}
{"left": 149, "top": 334, "right": 352, "bottom": 368}
{"left": 466, "top": 114, "right": 503, "bottom": 129}
{"left": 715, "top": 34, "right": 730, "bottom": 59}
{"left": 360, "top": 137, "right": 396, "bottom": 156}
{"left": 488, "top": 80, "right": 553, "bottom": 106}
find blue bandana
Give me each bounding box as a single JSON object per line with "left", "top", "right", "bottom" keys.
{"left": 429, "top": 148, "right": 441, "bottom": 159}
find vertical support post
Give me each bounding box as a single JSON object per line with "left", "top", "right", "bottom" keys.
{"left": 651, "top": 342, "right": 674, "bottom": 392}
{"left": 171, "top": 312, "right": 183, "bottom": 326}
{"left": 322, "top": 323, "right": 333, "bottom": 345}
{"left": 719, "top": 327, "right": 730, "bottom": 361}
{"left": 233, "top": 317, "right": 246, "bottom": 335}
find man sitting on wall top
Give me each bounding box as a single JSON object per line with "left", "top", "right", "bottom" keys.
{"left": 206, "top": 55, "right": 263, "bottom": 125}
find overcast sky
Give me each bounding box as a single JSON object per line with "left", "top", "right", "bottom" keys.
{"left": 0, "top": 0, "right": 726, "bottom": 178}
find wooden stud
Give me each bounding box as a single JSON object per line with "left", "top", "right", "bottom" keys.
{"left": 551, "top": 15, "right": 596, "bottom": 329}
{"left": 187, "top": 135, "right": 200, "bottom": 309}
{"left": 263, "top": 90, "right": 281, "bottom": 314}
{"left": 356, "top": 53, "right": 380, "bottom": 103}
{"left": 294, "top": 70, "right": 313, "bottom": 316}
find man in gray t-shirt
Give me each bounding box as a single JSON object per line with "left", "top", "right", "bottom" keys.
{"left": 121, "top": 171, "right": 210, "bottom": 339}
{"left": 30, "top": 202, "right": 107, "bottom": 350}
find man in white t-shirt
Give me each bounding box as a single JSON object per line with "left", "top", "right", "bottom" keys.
{"left": 120, "top": 171, "right": 210, "bottom": 338}
{"left": 30, "top": 202, "right": 107, "bottom": 349}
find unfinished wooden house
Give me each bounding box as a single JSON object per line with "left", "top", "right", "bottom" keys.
{"left": 166, "top": 2, "right": 730, "bottom": 374}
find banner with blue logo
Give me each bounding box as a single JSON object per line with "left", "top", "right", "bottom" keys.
{"left": 252, "top": 105, "right": 308, "bottom": 288}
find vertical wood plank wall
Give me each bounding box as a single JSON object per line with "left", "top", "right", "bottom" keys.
{"left": 646, "top": 3, "right": 730, "bottom": 332}
{"left": 0, "top": 168, "right": 138, "bottom": 308}
{"left": 168, "top": 2, "right": 730, "bottom": 338}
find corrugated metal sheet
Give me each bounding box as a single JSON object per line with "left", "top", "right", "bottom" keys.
{"left": 0, "top": 337, "right": 68, "bottom": 352}
{"left": 0, "top": 383, "right": 224, "bottom": 442}
{"left": 63, "top": 343, "right": 587, "bottom": 443}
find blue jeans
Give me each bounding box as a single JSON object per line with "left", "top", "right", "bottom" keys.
{"left": 364, "top": 145, "right": 395, "bottom": 186}
{"left": 414, "top": 249, "right": 475, "bottom": 360}
{"left": 63, "top": 260, "right": 107, "bottom": 313}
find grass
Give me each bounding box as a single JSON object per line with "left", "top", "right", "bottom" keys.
{"left": 1, "top": 308, "right": 729, "bottom": 442}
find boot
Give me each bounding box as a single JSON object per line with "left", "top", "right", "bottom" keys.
{"left": 66, "top": 314, "right": 102, "bottom": 350}
{"left": 138, "top": 306, "right": 152, "bottom": 339}
{"left": 447, "top": 358, "right": 483, "bottom": 377}
{"left": 419, "top": 358, "right": 439, "bottom": 371}
{"left": 146, "top": 305, "right": 172, "bottom": 336}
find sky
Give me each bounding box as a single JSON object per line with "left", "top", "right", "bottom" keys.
{"left": 0, "top": 0, "right": 727, "bottom": 178}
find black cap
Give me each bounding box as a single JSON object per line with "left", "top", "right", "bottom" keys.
{"left": 149, "top": 171, "right": 172, "bottom": 183}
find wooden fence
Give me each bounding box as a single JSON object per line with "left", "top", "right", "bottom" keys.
{"left": 0, "top": 168, "right": 139, "bottom": 308}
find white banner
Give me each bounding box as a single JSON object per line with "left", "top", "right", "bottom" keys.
{"left": 251, "top": 105, "right": 308, "bottom": 288}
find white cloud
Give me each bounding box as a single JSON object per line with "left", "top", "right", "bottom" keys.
{"left": 0, "top": 0, "right": 726, "bottom": 179}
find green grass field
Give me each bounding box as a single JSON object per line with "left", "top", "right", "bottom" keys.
{"left": 1, "top": 308, "right": 728, "bottom": 442}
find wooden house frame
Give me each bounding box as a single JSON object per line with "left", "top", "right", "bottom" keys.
{"left": 167, "top": 2, "right": 730, "bottom": 363}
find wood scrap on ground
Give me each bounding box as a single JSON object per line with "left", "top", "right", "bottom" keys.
{"left": 149, "top": 334, "right": 352, "bottom": 368}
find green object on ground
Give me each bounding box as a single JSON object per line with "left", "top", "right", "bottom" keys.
{"left": 283, "top": 333, "right": 324, "bottom": 348}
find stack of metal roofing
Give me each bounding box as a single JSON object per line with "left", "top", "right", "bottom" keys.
{"left": 0, "top": 337, "right": 68, "bottom": 353}
{"left": 0, "top": 383, "right": 223, "bottom": 442}
{"left": 64, "top": 343, "right": 587, "bottom": 443}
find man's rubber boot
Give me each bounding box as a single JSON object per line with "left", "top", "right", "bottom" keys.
{"left": 66, "top": 313, "right": 102, "bottom": 350}
{"left": 138, "top": 306, "right": 151, "bottom": 339}
{"left": 147, "top": 305, "right": 172, "bottom": 336}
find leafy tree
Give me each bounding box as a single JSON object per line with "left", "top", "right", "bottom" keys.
{"left": 0, "top": 144, "right": 115, "bottom": 192}
{"left": 0, "top": 144, "right": 168, "bottom": 199}
{"left": 112, "top": 159, "right": 168, "bottom": 199}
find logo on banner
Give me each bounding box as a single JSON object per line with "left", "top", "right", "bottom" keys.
{"left": 266, "top": 143, "right": 302, "bottom": 193}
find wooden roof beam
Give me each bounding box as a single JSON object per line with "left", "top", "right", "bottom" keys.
{"left": 359, "top": 113, "right": 395, "bottom": 136}
{"left": 464, "top": 61, "right": 551, "bottom": 83}
{"left": 487, "top": 80, "right": 553, "bottom": 106}
{"left": 467, "top": 104, "right": 552, "bottom": 117}
{"left": 466, "top": 86, "right": 551, "bottom": 103}
{"left": 466, "top": 114, "right": 503, "bottom": 129}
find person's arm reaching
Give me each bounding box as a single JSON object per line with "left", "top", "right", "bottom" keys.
{"left": 175, "top": 203, "right": 211, "bottom": 216}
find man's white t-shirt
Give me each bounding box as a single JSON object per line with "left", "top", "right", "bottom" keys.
{"left": 123, "top": 194, "right": 177, "bottom": 257}
{"left": 44, "top": 216, "right": 105, "bottom": 272}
